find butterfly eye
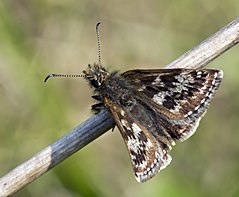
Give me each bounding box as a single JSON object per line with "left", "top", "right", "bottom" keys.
{"left": 91, "top": 79, "right": 100, "bottom": 88}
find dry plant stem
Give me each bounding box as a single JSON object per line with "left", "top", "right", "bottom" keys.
{"left": 0, "top": 18, "right": 239, "bottom": 197}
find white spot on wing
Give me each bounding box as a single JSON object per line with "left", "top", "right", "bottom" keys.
{"left": 138, "top": 85, "right": 146, "bottom": 91}
{"left": 131, "top": 123, "right": 142, "bottom": 136}
{"left": 121, "top": 119, "right": 130, "bottom": 130}
{"left": 152, "top": 76, "right": 161, "bottom": 85}
{"left": 179, "top": 117, "right": 201, "bottom": 141}
{"left": 120, "top": 110, "right": 125, "bottom": 116}
{"left": 153, "top": 92, "right": 167, "bottom": 105}
{"left": 127, "top": 138, "right": 141, "bottom": 154}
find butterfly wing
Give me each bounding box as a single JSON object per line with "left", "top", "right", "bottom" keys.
{"left": 104, "top": 97, "right": 172, "bottom": 182}
{"left": 122, "top": 68, "right": 223, "bottom": 140}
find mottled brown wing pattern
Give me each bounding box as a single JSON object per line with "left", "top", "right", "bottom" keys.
{"left": 122, "top": 69, "right": 223, "bottom": 142}
{"left": 104, "top": 97, "right": 172, "bottom": 182}
{"left": 123, "top": 69, "right": 223, "bottom": 124}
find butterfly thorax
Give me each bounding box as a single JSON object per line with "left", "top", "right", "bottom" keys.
{"left": 83, "top": 64, "right": 138, "bottom": 113}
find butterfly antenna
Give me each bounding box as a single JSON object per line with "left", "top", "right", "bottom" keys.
{"left": 44, "top": 74, "right": 85, "bottom": 83}
{"left": 45, "top": 23, "right": 102, "bottom": 83}
{"left": 96, "top": 22, "right": 102, "bottom": 66}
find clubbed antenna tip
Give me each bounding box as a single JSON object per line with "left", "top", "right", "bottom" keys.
{"left": 96, "top": 22, "right": 101, "bottom": 29}
{"left": 44, "top": 74, "right": 56, "bottom": 82}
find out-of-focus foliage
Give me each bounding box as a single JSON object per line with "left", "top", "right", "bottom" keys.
{"left": 0, "top": 0, "right": 239, "bottom": 196}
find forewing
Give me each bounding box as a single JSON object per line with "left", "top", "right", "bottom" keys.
{"left": 104, "top": 97, "right": 172, "bottom": 182}
{"left": 123, "top": 68, "right": 223, "bottom": 124}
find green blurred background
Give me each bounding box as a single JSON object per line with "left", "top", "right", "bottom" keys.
{"left": 0, "top": 0, "right": 239, "bottom": 196}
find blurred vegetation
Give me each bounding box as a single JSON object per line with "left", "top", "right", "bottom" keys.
{"left": 0, "top": 0, "right": 239, "bottom": 196}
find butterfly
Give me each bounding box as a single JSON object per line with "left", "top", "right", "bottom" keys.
{"left": 83, "top": 64, "right": 223, "bottom": 182}
{"left": 44, "top": 23, "right": 223, "bottom": 182}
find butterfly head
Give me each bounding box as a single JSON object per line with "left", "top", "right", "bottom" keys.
{"left": 83, "top": 64, "right": 110, "bottom": 88}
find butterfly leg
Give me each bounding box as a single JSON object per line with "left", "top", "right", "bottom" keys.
{"left": 92, "top": 95, "right": 102, "bottom": 101}
{"left": 91, "top": 102, "right": 104, "bottom": 112}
